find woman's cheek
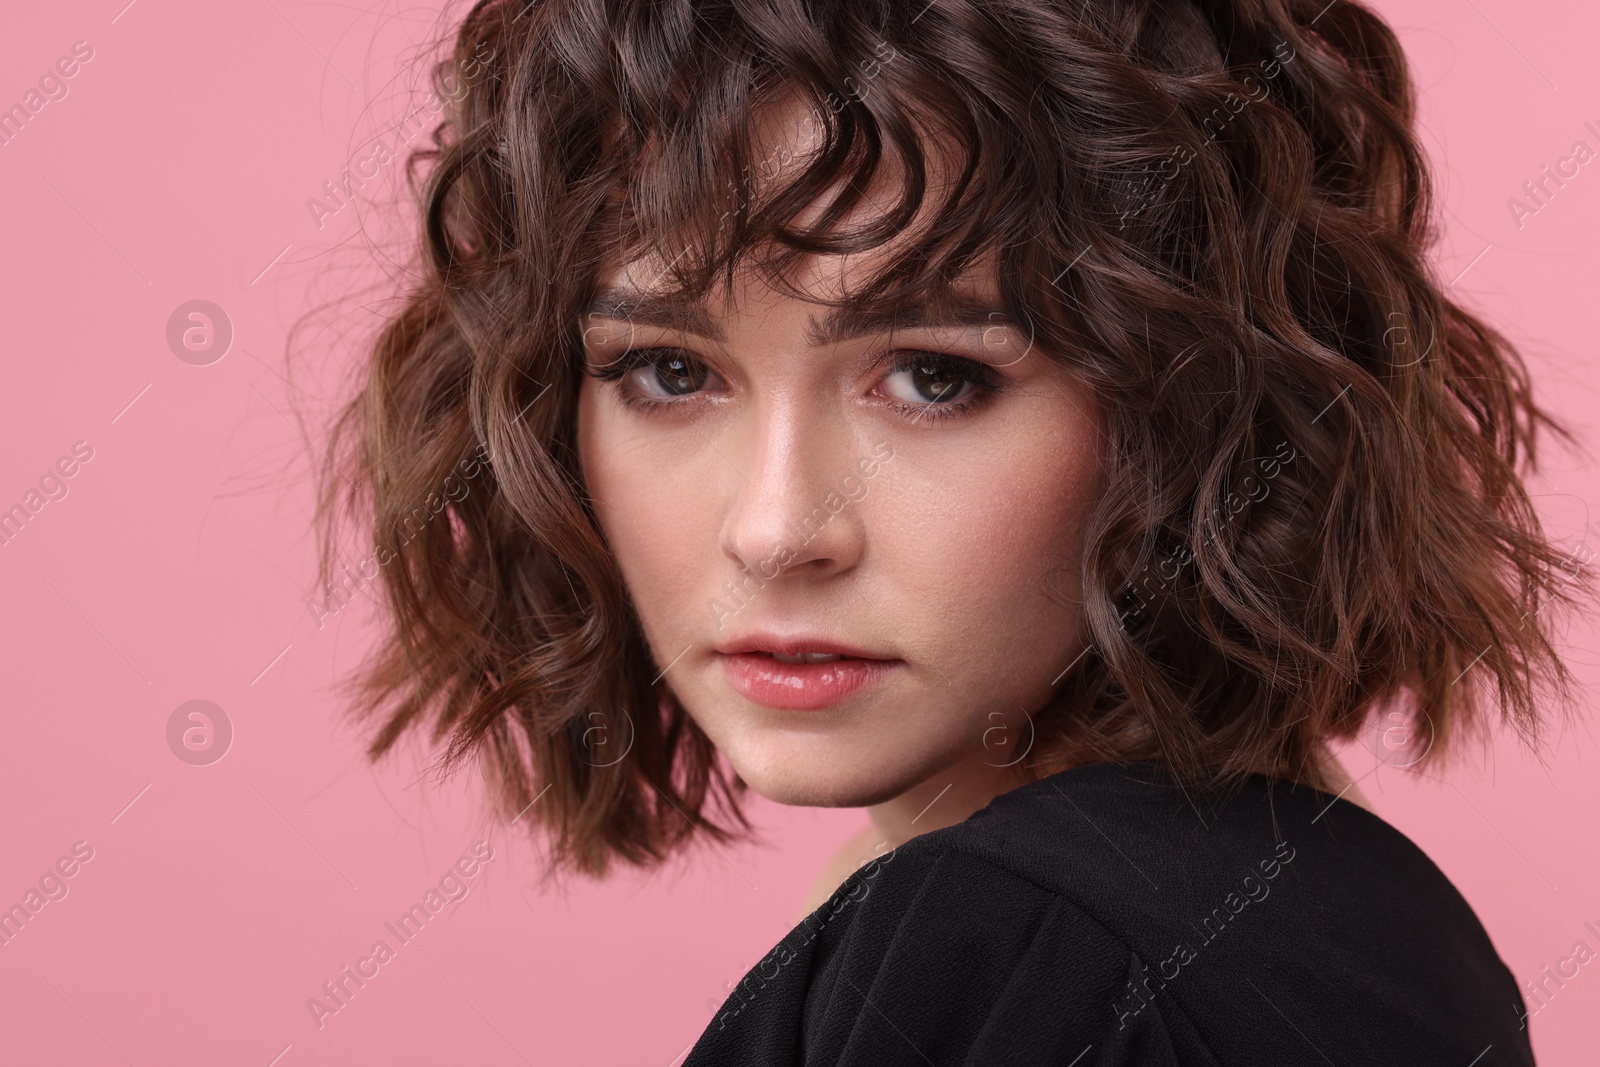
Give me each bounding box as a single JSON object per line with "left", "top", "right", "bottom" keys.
{"left": 877, "top": 452, "right": 1091, "bottom": 664}
{"left": 954, "top": 426, "right": 1101, "bottom": 663}
{"left": 611, "top": 473, "right": 712, "bottom": 632}
{"left": 577, "top": 390, "right": 706, "bottom": 640}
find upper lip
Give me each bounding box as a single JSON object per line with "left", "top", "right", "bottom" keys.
{"left": 715, "top": 633, "right": 895, "bottom": 659}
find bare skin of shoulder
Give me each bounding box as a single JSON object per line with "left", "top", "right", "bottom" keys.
{"left": 795, "top": 824, "right": 890, "bottom": 923}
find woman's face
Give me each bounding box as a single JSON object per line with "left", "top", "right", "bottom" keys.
{"left": 575, "top": 107, "right": 1106, "bottom": 810}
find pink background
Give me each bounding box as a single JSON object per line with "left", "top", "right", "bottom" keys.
{"left": 1, "top": 0, "right": 1598, "bottom": 1062}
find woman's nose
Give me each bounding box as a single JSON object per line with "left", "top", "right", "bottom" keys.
{"left": 716, "top": 396, "right": 867, "bottom": 581}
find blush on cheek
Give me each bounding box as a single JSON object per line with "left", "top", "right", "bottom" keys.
{"left": 891, "top": 409, "right": 1101, "bottom": 698}
{"left": 940, "top": 453, "right": 1100, "bottom": 597}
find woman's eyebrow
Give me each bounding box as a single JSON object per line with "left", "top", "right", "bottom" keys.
{"left": 804, "top": 298, "right": 1012, "bottom": 347}
{"left": 582, "top": 286, "right": 1012, "bottom": 346}
{"left": 583, "top": 288, "right": 724, "bottom": 340}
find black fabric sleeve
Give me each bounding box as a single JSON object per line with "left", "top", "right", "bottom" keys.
{"left": 682, "top": 841, "right": 1218, "bottom": 1066}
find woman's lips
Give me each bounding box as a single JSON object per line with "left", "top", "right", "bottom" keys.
{"left": 718, "top": 652, "right": 899, "bottom": 710}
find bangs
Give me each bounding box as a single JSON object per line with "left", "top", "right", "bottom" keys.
{"left": 569, "top": 16, "right": 1070, "bottom": 345}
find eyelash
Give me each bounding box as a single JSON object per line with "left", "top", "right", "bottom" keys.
{"left": 584, "top": 347, "right": 1004, "bottom": 425}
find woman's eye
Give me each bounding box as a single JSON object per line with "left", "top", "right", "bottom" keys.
{"left": 879, "top": 354, "right": 984, "bottom": 406}
{"left": 586, "top": 344, "right": 1000, "bottom": 422}
{"left": 624, "top": 350, "right": 712, "bottom": 397}
{"left": 644, "top": 352, "right": 707, "bottom": 396}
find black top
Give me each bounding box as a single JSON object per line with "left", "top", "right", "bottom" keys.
{"left": 683, "top": 761, "right": 1534, "bottom": 1066}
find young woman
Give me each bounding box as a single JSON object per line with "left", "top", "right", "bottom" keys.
{"left": 313, "top": 0, "right": 1592, "bottom": 1061}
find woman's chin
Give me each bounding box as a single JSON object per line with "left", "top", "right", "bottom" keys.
{"left": 722, "top": 745, "right": 933, "bottom": 810}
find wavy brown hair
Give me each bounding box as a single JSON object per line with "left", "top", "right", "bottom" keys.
{"left": 311, "top": 0, "right": 1593, "bottom": 879}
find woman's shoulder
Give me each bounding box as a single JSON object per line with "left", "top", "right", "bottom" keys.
{"left": 898, "top": 760, "right": 1537, "bottom": 1063}
{"left": 685, "top": 761, "right": 1538, "bottom": 1066}
{"left": 689, "top": 817, "right": 1198, "bottom": 1066}
{"left": 927, "top": 758, "right": 1490, "bottom": 938}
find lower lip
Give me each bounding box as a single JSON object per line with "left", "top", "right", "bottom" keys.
{"left": 718, "top": 652, "right": 899, "bottom": 710}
